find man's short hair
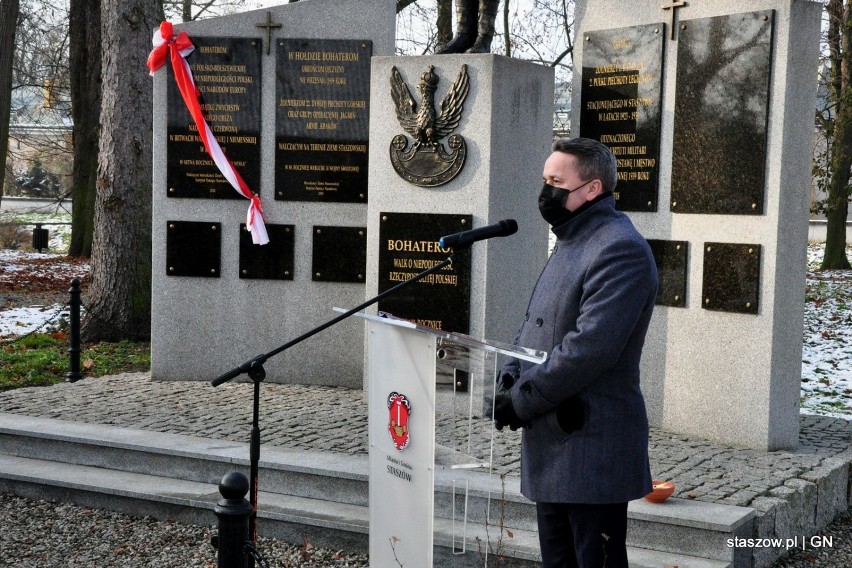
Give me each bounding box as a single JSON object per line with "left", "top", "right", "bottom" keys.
{"left": 551, "top": 137, "right": 618, "bottom": 193}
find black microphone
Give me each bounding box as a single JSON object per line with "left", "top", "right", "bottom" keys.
{"left": 439, "top": 219, "right": 518, "bottom": 249}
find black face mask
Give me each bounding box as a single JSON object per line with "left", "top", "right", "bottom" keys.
{"left": 539, "top": 179, "right": 598, "bottom": 226}
{"left": 538, "top": 183, "right": 571, "bottom": 226}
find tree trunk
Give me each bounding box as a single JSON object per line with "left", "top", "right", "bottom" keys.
{"left": 82, "top": 0, "right": 156, "bottom": 342}
{"left": 822, "top": 0, "right": 852, "bottom": 269}
{"left": 503, "top": 0, "right": 511, "bottom": 57}
{"left": 823, "top": 195, "right": 850, "bottom": 268}
{"left": 437, "top": 0, "right": 452, "bottom": 45}
{"left": 0, "top": 0, "right": 20, "bottom": 207}
{"left": 68, "top": 0, "right": 102, "bottom": 258}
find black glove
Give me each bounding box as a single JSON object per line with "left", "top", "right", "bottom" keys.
{"left": 485, "top": 371, "right": 515, "bottom": 417}
{"left": 555, "top": 396, "right": 584, "bottom": 434}
{"left": 497, "top": 371, "right": 515, "bottom": 392}
{"left": 494, "top": 389, "right": 525, "bottom": 431}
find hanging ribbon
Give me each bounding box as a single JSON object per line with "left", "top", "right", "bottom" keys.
{"left": 147, "top": 21, "right": 269, "bottom": 245}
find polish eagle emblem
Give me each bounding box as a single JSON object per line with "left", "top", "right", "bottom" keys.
{"left": 389, "top": 64, "right": 469, "bottom": 187}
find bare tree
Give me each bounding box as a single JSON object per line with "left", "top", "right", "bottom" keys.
{"left": 160, "top": 0, "right": 253, "bottom": 21}
{"left": 81, "top": 0, "right": 157, "bottom": 342}
{"left": 813, "top": 0, "right": 851, "bottom": 269}
{"left": 396, "top": 0, "right": 455, "bottom": 54}
{"left": 0, "top": 0, "right": 21, "bottom": 206}
{"left": 499, "top": 0, "right": 574, "bottom": 70}
{"left": 4, "top": 0, "right": 73, "bottom": 206}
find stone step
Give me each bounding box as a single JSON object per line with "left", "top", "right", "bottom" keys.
{"left": 0, "top": 453, "right": 731, "bottom": 568}
{"left": 0, "top": 413, "right": 753, "bottom": 565}
{"left": 0, "top": 413, "right": 530, "bottom": 525}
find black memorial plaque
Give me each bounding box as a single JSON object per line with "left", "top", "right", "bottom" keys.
{"left": 378, "top": 212, "right": 472, "bottom": 334}
{"left": 671, "top": 11, "right": 774, "bottom": 215}
{"left": 580, "top": 24, "right": 665, "bottom": 211}
{"left": 647, "top": 239, "right": 688, "bottom": 308}
{"left": 239, "top": 224, "right": 295, "bottom": 280}
{"left": 166, "top": 221, "right": 221, "bottom": 277}
{"left": 702, "top": 243, "right": 761, "bottom": 314}
{"left": 167, "top": 37, "right": 262, "bottom": 199}
{"left": 276, "top": 39, "right": 372, "bottom": 203}
{"left": 312, "top": 226, "right": 367, "bottom": 283}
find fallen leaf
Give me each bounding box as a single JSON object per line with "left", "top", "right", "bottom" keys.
{"left": 83, "top": 359, "right": 94, "bottom": 370}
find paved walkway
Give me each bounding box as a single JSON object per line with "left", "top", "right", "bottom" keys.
{"left": 0, "top": 372, "right": 849, "bottom": 510}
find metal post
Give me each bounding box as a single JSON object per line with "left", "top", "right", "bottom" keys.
{"left": 66, "top": 278, "right": 83, "bottom": 383}
{"left": 213, "top": 471, "right": 253, "bottom": 568}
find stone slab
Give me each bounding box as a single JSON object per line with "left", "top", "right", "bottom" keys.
{"left": 365, "top": 54, "right": 555, "bottom": 393}
{"left": 151, "top": 0, "right": 396, "bottom": 387}
{"left": 574, "top": 0, "right": 823, "bottom": 450}
{"left": 628, "top": 497, "right": 755, "bottom": 532}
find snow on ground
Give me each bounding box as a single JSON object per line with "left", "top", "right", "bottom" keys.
{"left": 0, "top": 304, "right": 70, "bottom": 337}
{"left": 0, "top": 245, "right": 849, "bottom": 419}
{"left": 802, "top": 242, "right": 852, "bottom": 419}
{"left": 1, "top": 249, "right": 88, "bottom": 339}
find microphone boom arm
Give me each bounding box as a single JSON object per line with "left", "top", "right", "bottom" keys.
{"left": 212, "top": 253, "right": 458, "bottom": 387}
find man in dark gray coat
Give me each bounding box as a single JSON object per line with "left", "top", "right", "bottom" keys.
{"left": 494, "top": 137, "right": 657, "bottom": 567}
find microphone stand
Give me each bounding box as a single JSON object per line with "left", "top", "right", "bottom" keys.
{"left": 211, "top": 251, "right": 460, "bottom": 542}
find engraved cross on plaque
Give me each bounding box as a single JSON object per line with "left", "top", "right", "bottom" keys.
{"left": 661, "top": 1, "right": 686, "bottom": 41}
{"left": 255, "top": 12, "right": 282, "bottom": 55}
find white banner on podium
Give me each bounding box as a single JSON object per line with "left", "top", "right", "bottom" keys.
{"left": 367, "top": 318, "right": 436, "bottom": 567}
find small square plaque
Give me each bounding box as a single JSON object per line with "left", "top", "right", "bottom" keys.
{"left": 312, "top": 226, "right": 367, "bottom": 283}
{"left": 647, "top": 240, "right": 688, "bottom": 308}
{"left": 239, "top": 224, "right": 295, "bottom": 280}
{"left": 166, "top": 221, "right": 221, "bottom": 277}
{"left": 702, "top": 243, "right": 761, "bottom": 314}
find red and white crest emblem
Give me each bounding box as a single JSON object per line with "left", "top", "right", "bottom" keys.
{"left": 387, "top": 392, "right": 412, "bottom": 451}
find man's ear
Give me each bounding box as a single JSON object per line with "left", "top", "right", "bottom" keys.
{"left": 586, "top": 178, "right": 604, "bottom": 201}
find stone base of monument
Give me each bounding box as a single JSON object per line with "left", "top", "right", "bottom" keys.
{"left": 1, "top": 413, "right": 848, "bottom": 567}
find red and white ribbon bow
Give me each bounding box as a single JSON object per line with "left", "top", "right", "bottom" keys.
{"left": 147, "top": 21, "right": 269, "bottom": 245}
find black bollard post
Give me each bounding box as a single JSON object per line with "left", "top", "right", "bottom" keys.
{"left": 66, "top": 278, "right": 83, "bottom": 383}
{"left": 213, "top": 471, "right": 253, "bottom": 568}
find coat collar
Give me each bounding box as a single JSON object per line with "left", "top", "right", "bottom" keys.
{"left": 552, "top": 193, "right": 617, "bottom": 241}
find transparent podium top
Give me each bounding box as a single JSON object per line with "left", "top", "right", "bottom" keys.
{"left": 340, "top": 309, "right": 547, "bottom": 365}
{"left": 350, "top": 308, "right": 547, "bottom": 472}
